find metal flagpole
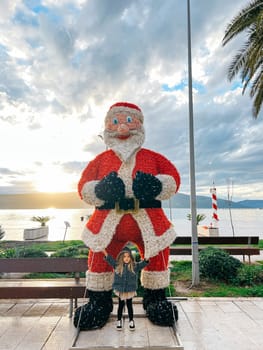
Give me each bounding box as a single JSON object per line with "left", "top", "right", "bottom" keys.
{"left": 187, "top": 0, "right": 200, "bottom": 285}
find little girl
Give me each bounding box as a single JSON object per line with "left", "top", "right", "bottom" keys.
{"left": 103, "top": 246, "right": 149, "bottom": 330}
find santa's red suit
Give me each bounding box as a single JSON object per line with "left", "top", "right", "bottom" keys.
{"left": 78, "top": 147, "right": 180, "bottom": 291}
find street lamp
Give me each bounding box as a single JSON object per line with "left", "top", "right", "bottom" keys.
{"left": 63, "top": 221, "right": 71, "bottom": 243}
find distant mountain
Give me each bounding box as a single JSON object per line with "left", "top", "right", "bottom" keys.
{"left": 0, "top": 192, "right": 87, "bottom": 209}
{"left": 0, "top": 192, "right": 262, "bottom": 209}
{"left": 163, "top": 193, "right": 263, "bottom": 209}
{"left": 236, "top": 200, "right": 263, "bottom": 209}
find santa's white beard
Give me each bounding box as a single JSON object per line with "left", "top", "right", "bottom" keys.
{"left": 104, "top": 127, "right": 145, "bottom": 162}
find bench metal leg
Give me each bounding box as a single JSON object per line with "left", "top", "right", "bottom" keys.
{"left": 69, "top": 298, "right": 73, "bottom": 318}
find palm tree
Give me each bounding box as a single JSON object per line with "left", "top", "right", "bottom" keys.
{"left": 0, "top": 225, "right": 5, "bottom": 240}
{"left": 31, "top": 216, "right": 50, "bottom": 227}
{"left": 222, "top": 0, "right": 263, "bottom": 118}
{"left": 187, "top": 213, "right": 206, "bottom": 226}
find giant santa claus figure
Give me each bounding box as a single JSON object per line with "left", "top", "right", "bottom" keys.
{"left": 75, "top": 102, "right": 180, "bottom": 330}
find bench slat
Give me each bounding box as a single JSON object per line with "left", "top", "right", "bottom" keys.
{"left": 173, "top": 236, "right": 259, "bottom": 245}
{"left": 0, "top": 280, "right": 86, "bottom": 299}
{"left": 0, "top": 258, "right": 87, "bottom": 273}
{"left": 169, "top": 247, "right": 260, "bottom": 255}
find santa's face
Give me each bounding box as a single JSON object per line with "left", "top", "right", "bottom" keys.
{"left": 105, "top": 112, "right": 141, "bottom": 137}
{"left": 104, "top": 112, "right": 145, "bottom": 161}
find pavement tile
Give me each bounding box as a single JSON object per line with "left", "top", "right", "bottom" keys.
{"left": 1, "top": 298, "right": 263, "bottom": 350}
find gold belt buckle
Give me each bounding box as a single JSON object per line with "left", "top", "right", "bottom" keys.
{"left": 115, "top": 199, "right": 139, "bottom": 214}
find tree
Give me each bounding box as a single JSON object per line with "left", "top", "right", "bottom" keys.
{"left": 31, "top": 216, "right": 50, "bottom": 227}
{"left": 187, "top": 213, "right": 206, "bottom": 226}
{"left": 0, "top": 225, "right": 5, "bottom": 240}
{"left": 222, "top": 0, "right": 263, "bottom": 118}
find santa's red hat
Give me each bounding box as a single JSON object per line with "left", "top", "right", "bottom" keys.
{"left": 106, "top": 102, "right": 144, "bottom": 123}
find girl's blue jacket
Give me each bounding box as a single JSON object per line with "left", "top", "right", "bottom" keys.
{"left": 105, "top": 254, "right": 148, "bottom": 293}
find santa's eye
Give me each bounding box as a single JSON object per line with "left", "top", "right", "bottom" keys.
{"left": 126, "top": 116, "right": 132, "bottom": 123}
{"left": 112, "top": 118, "right": 118, "bottom": 125}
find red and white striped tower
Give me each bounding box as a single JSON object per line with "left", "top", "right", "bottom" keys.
{"left": 210, "top": 184, "right": 219, "bottom": 227}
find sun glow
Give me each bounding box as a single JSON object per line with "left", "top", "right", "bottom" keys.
{"left": 34, "top": 166, "right": 76, "bottom": 193}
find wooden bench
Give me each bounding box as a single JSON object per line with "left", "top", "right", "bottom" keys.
{"left": 170, "top": 236, "right": 260, "bottom": 263}
{"left": 0, "top": 257, "right": 87, "bottom": 317}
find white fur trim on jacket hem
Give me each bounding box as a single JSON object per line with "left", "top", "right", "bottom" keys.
{"left": 81, "top": 181, "right": 105, "bottom": 207}
{"left": 133, "top": 209, "right": 176, "bottom": 259}
{"left": 82, "top": 208, "right": 176, "bottom": 258}
{"left": 156, "top": 174, "right": 177, "bottom": 200}
{"left": 81, "top": 210, "right": 123, "bottom": 251}
{"left": 86, "top": 271, "right": 114, "bottom": 291}
{"left": 141, "top": 270, "right": 170, "bottom": 289}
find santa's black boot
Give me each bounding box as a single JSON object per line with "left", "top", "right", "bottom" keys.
{"left": 73, "top": 290, "right": 113, "bottom": 330}
{"left": 143, "top": 288, "right": 178, "bottom": 326}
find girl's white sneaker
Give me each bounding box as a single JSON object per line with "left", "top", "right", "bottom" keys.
{"left": 116, "top": 320, "right": 123, "bottom": 330}
{"left": 129, "top": 320, "right": 135, "bottom": 331}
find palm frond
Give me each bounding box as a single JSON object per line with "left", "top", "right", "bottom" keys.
{"left": 227, "top": 46, "right": 249, "bottom": 81}
{"left": 223, "top": 0, "right": 263, "bottom": 45}
{"left": 250, "top": 69, "right": 263, "bottom": 97}
{"left": 252, "top": 74, "right": 263, "bottom": 117}
{"left": 223, "top": 1, "right": 263, "bottom": 118}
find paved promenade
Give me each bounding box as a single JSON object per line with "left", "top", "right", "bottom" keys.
{"left": 0, "top": 297, "right": 262, "bottom": 349}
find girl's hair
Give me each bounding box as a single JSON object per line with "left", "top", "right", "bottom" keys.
{"left": 116, "top": 250, "right": 135, "bottom": 275}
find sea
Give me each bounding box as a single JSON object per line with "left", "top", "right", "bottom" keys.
{"left": 0, "top": 208, "right": 262, "bottom": 241}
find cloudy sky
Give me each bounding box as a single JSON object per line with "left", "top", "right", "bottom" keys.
{"left": 0, "top": 0, "right": 262, "bottom": 201}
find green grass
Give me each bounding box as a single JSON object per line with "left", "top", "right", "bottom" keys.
{"left": 30, "top": 240, "right": 84, "bottom": 251}
{"left": 170, "top": 260, "right": 263, "bottom": 298}
{"left": 170, "top": 260, "right": 192, "bottom": 281}
{"left": 24, "top": 272, "right": 86, "bottom": 279}
{"left": 200, "top": 283, "right": 263, "bottom": 297}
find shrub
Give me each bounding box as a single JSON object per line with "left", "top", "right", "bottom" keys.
{"left": 232, "top": 264, "right": 263, "bottom": 286}
{"left": 50, "top": 246, "right": 88, "bottom": 258}
{"left": 0, "top": 248, "right": 16, "bottom": 258}
{"left": 0, "top": 246, "right": 48, "bottom": 258}
{"left": 77, "top": 247, "right": 89, "bottom": 257}
{"left": 16, "top": 247, "right": 48, "bottom": 258}
{"left": 0, "top": 247, "right": 48, "bottom": 258}
{"left": 199, "top": 246, "right": 241, "bottom": 281}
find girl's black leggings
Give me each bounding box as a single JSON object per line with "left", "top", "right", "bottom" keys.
{"left": 117, "top": 297, "right": 133, "bottom": 321}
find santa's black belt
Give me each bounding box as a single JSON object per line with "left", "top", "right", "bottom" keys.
{"left": 96, "top": 198, "right": 161, "bottom": 213}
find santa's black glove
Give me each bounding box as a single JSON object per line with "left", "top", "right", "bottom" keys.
{"left": 132, "top": 171, "right": 162, "bottom": 201}
{"left": 95, "top": 172, "right": 125, "bottom": 202}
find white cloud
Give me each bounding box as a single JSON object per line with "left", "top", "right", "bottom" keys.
{"left": 0, "top": 0, "right": 262, "bottom": 200}
{"left": 213, "top": 88, "right": 243, "bottom": 105}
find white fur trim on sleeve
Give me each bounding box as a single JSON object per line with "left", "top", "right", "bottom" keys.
{"left": 81, "top": 181, "right": 105, "bottom": 207}
{"left": 155, "top": 174, "right": 177, "bottom": 200}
